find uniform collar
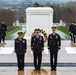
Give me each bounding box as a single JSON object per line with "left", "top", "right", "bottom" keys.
{"left": 35, "top": 35, "right": 40, "bottom": 38}
{"left": 18, "top": 38, "right": 23, "bottom": 41}
{"left": 52, "top": 33, "right": 56, "bottom": 35}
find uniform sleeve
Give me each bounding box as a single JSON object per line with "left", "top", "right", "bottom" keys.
{"left": 14, "top": 39, "right": 17, "bottom": 52}
{"left": 25, "top": 39, "right": 27, "bottom": 52}
{"left": 47, "top": 35, "right": 50, "bottom": 49}
{"left": 73, "top": 26, "right": 76, "bottom": 35}
{"left": 73, "top": 26, "right": 75, "bottom": 35}
{"left": 69, "top": 25, "right": 71, "bottom": 32}
{"left": 58, "top": 35, "right": 61, "bottom": 49}
{"left": 5, "top": 25, "right": 7, "bottom": 31}
{"left": 31, "top": 37, "right": 34, "bottom": 50}
{"left": 42, "top": 37, "right": 44, "bottom": 50}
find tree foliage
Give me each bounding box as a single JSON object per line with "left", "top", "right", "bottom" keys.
{"left": 19, "top": 16, "right": 25, "bottom": 23}
{"left": 0, "top": 9, "right": 16, "bottom": 26}
{"left": 33, "top": 2, "right": 76, "bottom": 23}
{"left": 33, "top": 2, "right": 43, "bottom": 7}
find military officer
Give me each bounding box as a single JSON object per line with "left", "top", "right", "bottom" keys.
{"left": 48, "top": 27, "right": 61, "bottom": 71}
{"left": 69, "top": 21, "right": 75, "bottom": 44}
{"left": 73, "top": 23, "right": 76, "bottom": 46}
{"left": 15, "top": 32, "right": 27, "bottom": 71}
{"left": 31, "top": 29, "right": 44, "bottom": 71}
{"left": 0, "top": 24, "right": 1, "bottom": 46}
{"left": 1, "top": 21, "right": 7, "bottom": 44}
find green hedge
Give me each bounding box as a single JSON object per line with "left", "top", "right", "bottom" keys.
{"left": 57, "top": 27, "right": 70, "bottom": 36}
{"left": 61, "top": 37, "right": 64, "bottom": 40}
{"left": 23, "top": 32, "right": 26, "bottom": 37}
{"left": 6, "top": 27, "right": 21, "bottom": 38}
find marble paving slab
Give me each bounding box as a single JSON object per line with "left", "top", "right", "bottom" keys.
{"left": 0, "top": 47, "right": 14, "bottom": 54}
{"left": 65, "top": 47, "right": 76, "bottom": 54}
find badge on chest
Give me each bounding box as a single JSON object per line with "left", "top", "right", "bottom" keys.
{"left": 50, "top": 35, "right": 52, "bottom": 39}
{"left": 55, "top": 35, "right": 58, "bottom": 39}
{"left": 40, "top": 37, "right": 42, "bottom": 41}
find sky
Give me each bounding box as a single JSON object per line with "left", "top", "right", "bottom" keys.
{"left": 2, "top": 0, "right": 76, "bottom": 1}
{"left": 1, "top": 0, "right": 76, "bottom": 3}
{"left": 32, "top": 0, "right": 76, "bottom": 1}
{"left": 32, "top": 0, "right": 76, "bottom": 3}
{"left": 28, "top": 0, "right": 76, "bottom": 3}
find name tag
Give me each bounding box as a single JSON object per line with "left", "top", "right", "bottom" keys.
{"left": 55, "top": 35, "right": 58, "bottom": 39}
{"left": 40, "top": 37, "right": 42, "bottom": 41}
{"left": 22, "top": 41, "right": 25, "bottom": 43}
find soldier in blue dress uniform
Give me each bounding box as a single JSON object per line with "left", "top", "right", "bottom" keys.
{"left": 0, "top": 24, "right": 1, "bottom": 46}
{"left": 69, "top": 22, "right": 74, "bottom": 44}
{"left": 48, "top": 27, "right": 61, "bottom": 71}
{"left": 15, "top": 32, "right": 27, "bottom": 71}
{"left": 31, "top": 29, "right": 44, "bottom": 71}
{"left": 73, "top": 23, "right": 76, "bottom": 46}
{"left": 1, "top": 21, "right": 7, "bottom": 44}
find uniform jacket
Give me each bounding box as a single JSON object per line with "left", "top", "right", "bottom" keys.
{"left": 1, "top": 24, "right": 7, "bottom": 36}
{"left": 73, "top": 25, "right": 76, "bottom": 36}
{"left": 31, "top": 35, "right": 44, "bottom": 53}
{"left": 69, "top": 24, "right": 74, "bottom": 33}
{"left": 48, "top": 33, "right": 61, "bottom": 51}
{"left": 15, "top": 38, "right": 27, "bottom": 54}
{"left": 0, "top": 25, "right": 2, "bottom": 38}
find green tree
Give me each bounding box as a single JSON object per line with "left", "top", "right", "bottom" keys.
{"left": 33, "top": 2, "right": 43, "bottom": 7}
{"left": 0, "top": 9, "right": 16, "bottom": 26}
{"left": 50, "top": 5, "right": 58, "bottom": 23}
{"left": 19, "top": 16, "right": 25, "bottom": 23}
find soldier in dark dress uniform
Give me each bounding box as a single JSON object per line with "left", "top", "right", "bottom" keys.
{"left": 73, "top": 23, "right": 76, "bottom": 46}
{"left": 69, "top": 22, "right": 75, "bottom": 45}
{"left": 0, "top": 24, "right": 1, "bottom": 46}
{"left": 15, "top": 32, "right": 27, "bottom": 71}
{"left": 31, "top": 29, "right": 44, "bottom": 71}
{"left": 1, "top": 21, "right": 7, "bottom": 44}
{"left": 48, "top": 27, "right": 61, "bottom": 71}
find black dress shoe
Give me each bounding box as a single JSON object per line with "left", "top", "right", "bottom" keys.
{"left": 33, "top": 69, "right": 37, "bottom": 71}
{"left": 21, "top": 69, "right": 24, "bottom": 71}
{"left": 37, "top": 69, "right": 41, "bottom": 71}
{"left": 18, "top": 69, "right": 21, "bottom": 71}
{"left": 53, "top": 68, "right": 56, "bottom": 71}
{"left": 51, "top": 68, "right": 53, "bottom": 71}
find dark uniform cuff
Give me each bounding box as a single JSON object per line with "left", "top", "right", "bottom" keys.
{"left": 42, "top": 47, "right": 44, "bottom": 50}
{"left": 48, "top": 46, "right": 50, "bottom": 49}
{"left": 31, "top": 47, "right": 33, "bottom": 50}
{"left": 58, "top": 46, "right": 61, "bottom": 49}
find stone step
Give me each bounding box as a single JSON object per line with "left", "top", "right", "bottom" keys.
{"left": 0, "top": 63, "right": 76, "bottom": 67}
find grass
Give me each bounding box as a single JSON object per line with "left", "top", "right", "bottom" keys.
{"left": 57, "top": 27, "right": 70, "bottom": 36}
{"left": 23, "top": 32, "right": 26, "bottom": 37}
{"left": 61, "top": 37, "right": 64, "bottom": 40}
{"left": 6, "top": 27, "right": 21, "bottom": 38}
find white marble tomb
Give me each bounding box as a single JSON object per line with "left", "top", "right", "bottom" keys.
{"left": 25, "top": 7, "right": 54, "bottom": 37}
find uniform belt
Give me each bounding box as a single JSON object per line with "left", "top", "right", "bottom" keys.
{"left": 52, "top": 44, "right": 57, "bottom": 46}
